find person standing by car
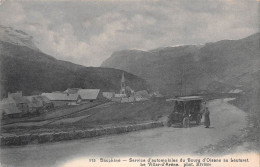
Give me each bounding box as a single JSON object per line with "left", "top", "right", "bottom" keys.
{"left": 204, "top": 107, "right": 210, "bottom": 128}
{"left": 200, "top": 101, "right": 206, "bottom": 114}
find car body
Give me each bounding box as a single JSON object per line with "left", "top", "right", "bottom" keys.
{"left": 167, "top": 96, "right": 205, "bottom": 128}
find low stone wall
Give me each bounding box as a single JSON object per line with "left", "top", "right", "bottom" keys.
{"left": 0, "top": 121, "right": 164, "bottom": 146}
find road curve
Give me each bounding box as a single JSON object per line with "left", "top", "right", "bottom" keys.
{"left": 0, "top": 99, "right": 247, "bottom": 167}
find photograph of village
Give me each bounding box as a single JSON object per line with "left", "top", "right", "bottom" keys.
{"left": 0, "top": 0, "right": 259, "bottom": 167}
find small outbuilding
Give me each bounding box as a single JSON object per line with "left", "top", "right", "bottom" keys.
{"left": 26, "top": 95, "right": 54, "bottom": 114}
{"left": 102, "top": 92, "right": 115, "bottom": 100}
{"left": 41, "top": 93, "right": 81, "bottom": 107}
{"left": 134, "top": 90, "right": 150, "bottom": 101}
{"left": 5, "top": 91, "right": 29, "bottom": 114}
{"left": 111, "top": 97, "right": 122, "bottom": 103}
{"left": 121, "top": 96, "right": 135, "bottom": 103}
{"left": 77, "top": 89, "right": 102, "bottom": 102}
{"left": 0, "top": 101, "right": 22, "bottom": 118}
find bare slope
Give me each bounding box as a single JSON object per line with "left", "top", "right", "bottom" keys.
{"left": 102, "top": 33, "right": 260, "bottom": 95}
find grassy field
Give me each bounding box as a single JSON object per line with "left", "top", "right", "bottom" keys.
{"left": 1, "top": 93, "right": 241, "bottom": 136}
{"left": 73, "top": 98, "right": 172, "bottom": 126}
{"left": 1, "top": 101, "right": 102, "bottom": 125}
{"left": 1, "top": 98, "right": 173, "bottom": 135}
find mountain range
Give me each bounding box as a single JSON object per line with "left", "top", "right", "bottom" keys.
{"left": 0, "top": 26, "right": 148, "bottom": 98}
{"left": 1, "top": 25, "right": 259, "bottom": 98}
{"left": 102, "top": 33, "right": 260, "bottom": 96}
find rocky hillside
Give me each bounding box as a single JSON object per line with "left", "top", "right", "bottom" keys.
{"left": 0, "top": 25, "right": 39, "bottom": 51}
{"left": 0, "top": 26, "right": 148, "bottom": 98}
{"left": 102, "top": 33, "right": 260, "bottom": 96}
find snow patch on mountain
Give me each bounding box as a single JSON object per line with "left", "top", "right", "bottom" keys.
{"left": 0, "top": 25, "right": 39, "bottom": 51}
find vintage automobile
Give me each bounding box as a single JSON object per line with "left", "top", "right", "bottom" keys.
{"left": 167, "top": 96, "right": 205, "bottom": 128}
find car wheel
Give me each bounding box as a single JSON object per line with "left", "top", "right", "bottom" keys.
{"left": 183, "top": 117, "right": 189, "bottom": 128}
{"left": 167, "top": 121, "right": 172, "bottom": 127}
{"left": 167, "top": 116, "right": 173, "bottom": 127}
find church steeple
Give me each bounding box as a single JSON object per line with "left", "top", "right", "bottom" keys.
{"left": 121, "top": 72, "right": 125, "bottom": 82}
{"left": 120, "top": 72, "right": 126, "bottom": 94}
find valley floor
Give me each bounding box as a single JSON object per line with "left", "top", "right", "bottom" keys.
{"left": 0, "top": 98, "right": 250, "bottom": 167}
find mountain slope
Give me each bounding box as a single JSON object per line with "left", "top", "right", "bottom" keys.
{"left": 102, "top": 33, "right": 260, "bottom": 95}
{"left": 0, "top": 25, "right": 39, "bottom": 51}
{"left": 0, "top": 28, "right": 148, "bottom": 98}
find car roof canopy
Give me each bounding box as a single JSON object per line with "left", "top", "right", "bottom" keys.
{"left": 167, "top": 96, "right": 203, "bottom": 102}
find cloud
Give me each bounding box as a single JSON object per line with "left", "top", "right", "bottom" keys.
{"left": 0, "top": 0, "right": 258, "bottom": 67}
{"left": 0, "top": 2, "right": 25, "bottom": 25}
{"left": 25, "top": 17, "right": 94, "bottom": 66}
{"left": 0, "top": 2, "right": 94, "bottom": 66}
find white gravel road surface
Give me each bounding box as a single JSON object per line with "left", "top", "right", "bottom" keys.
{"left": 0, "top": 99, "right": 247, "bottom": 167}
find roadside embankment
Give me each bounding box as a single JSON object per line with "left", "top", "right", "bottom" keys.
{"left": 0, "top": 121, "right": 164, "bottom": 146}
{"left": 196, "top": 91, "right": 259, "bottom": 155}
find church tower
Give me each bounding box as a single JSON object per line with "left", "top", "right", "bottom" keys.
{"left": 120, "top": 72, "right": 126, "bottom": 94}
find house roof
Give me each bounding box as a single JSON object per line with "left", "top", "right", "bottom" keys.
{"left": 126, "top": 86, "right": 133, "bottom": 91}
{"left": 102, "top": 92, "right": 115, "bottom": 94}
{"left": 41, "top": 93, "right": 79, "bottom": 101}
{"left": 39, "top": 95, "right": 51, "bottom": 103}
{"left": 64, "top": 88, "right": 81, "bottom": 94}
{"left": 134, "top": 90, "right": 150, "bottom": 98}
{"left": 0, "top": 102, "right": 21, "bottom": 115}
{"left": 26, "top": 95, "right": 51, "bottom": 108}
{"left": 102, "top": 92, "right": 115, "bottom": 98}
{"left": 114, "top": 94, "right": 127, "bottom": 98}
{"left": 1, "top": 98, "right": 15, "bottom": 104}
{"left": 78, "top": 89, "right": 100, "bottom": 100}
{"left": 152, "top": 91, "right": 163, "bottom": 97}
{"left": 9, "top": 95, "right": 29, "bottom": 104}
{"left": 26, "top": 96, "right": 44, "bottom": 108}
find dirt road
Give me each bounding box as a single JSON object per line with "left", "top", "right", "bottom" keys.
{"left": 0, "top": 99, "right": 247, "bottom": 167}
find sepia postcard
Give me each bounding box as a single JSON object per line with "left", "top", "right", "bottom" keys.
{"left": 0, "top": 0, "right": 259, "bottom": 167}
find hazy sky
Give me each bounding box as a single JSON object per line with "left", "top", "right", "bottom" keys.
{"left": 0, "top": 0, "right": 259, "bottom": 66}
